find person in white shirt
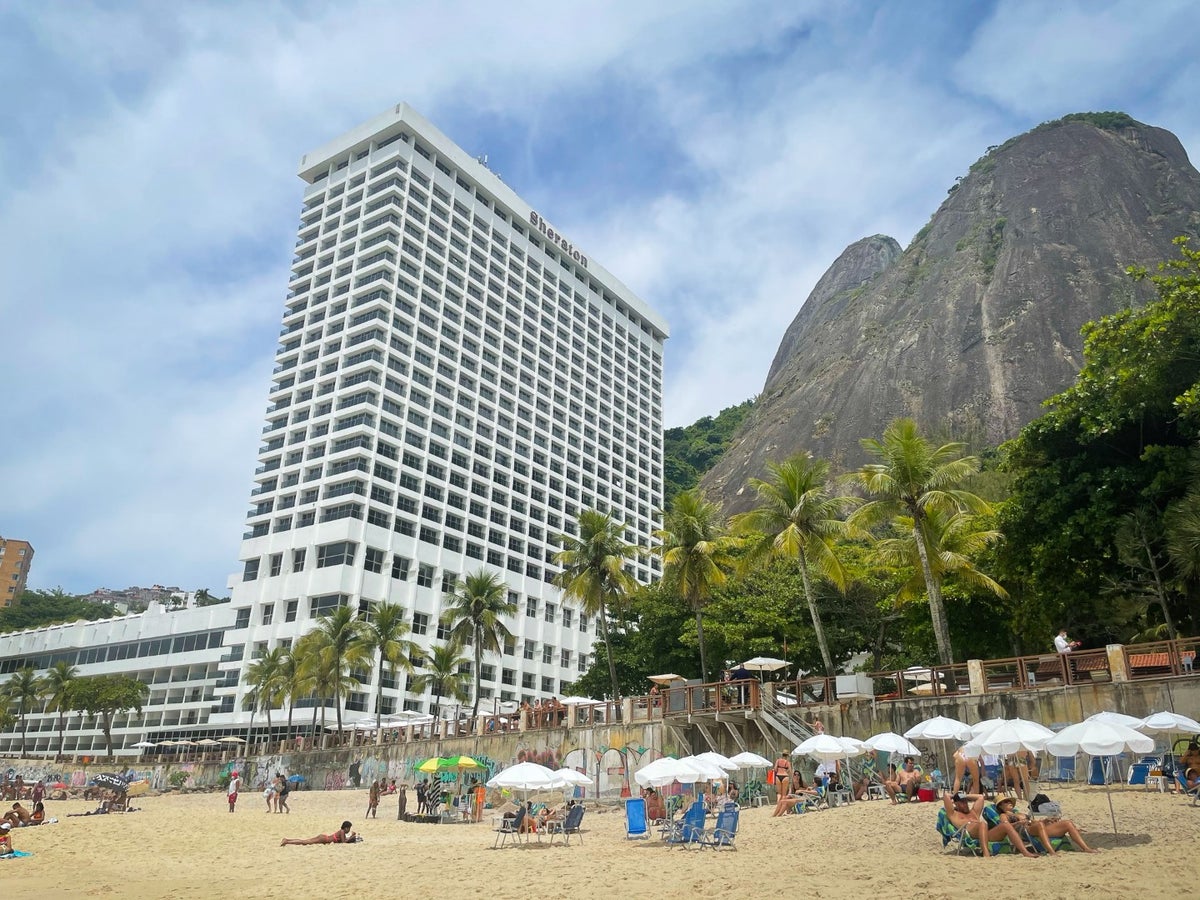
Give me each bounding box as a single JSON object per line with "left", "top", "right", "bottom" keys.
{"left": 227, "top": 771, "right": 241, "bottom": 813}
{"left": 1053, "top": 629, "right": 1080, "bottom": 653}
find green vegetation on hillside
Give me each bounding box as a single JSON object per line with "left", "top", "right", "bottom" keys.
{"left": 0, "top": 589, "right": 118, "bottom": 633}
{"left": 568, "top": 239, "right": 1200, "bottom": 694}
{"left": 662, "top": 400, "right": 754, "bottom": 502}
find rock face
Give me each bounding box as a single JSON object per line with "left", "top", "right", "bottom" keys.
{"left": 703, "top": 115, "right": 1200, "bottom": 513}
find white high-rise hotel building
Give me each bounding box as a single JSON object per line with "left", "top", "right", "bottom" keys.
{"left": 212, "top": 104, "right": 668, "bottom": 726}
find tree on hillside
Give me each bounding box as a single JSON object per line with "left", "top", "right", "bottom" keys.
{"left": 730, "top": 454, "right": 856, "bottom": 675}
{"left": 356, "top": 602, "right": 418, "bottom": 737}
{"left": 0, "top": 589, "right": 117, "bottom": 633}
{"left": 998, "top": 237, "right": 1200, "bottom": 643}
{"left": 440, "top": 572, "right": 515, "bottom": 720}
{"left": 554, "top": 509, "right": 640, "bottom": 710}
{"left": 43, "top": 661, "right": 80, "bottom": 760}
{"left": 653, "top": 489, "right": 737, "bottom": 683}
{"left": 851, "top": 418, "right": 991, "bottom": 666}
{"left": 1, "top": 667, "right": 45, "bottom": 756}
{"left": 71, "top": 674, "right": 148, "bottom": 758}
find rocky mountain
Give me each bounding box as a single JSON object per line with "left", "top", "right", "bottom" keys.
{"left": 702, "top": 113, "right": 1200, "bottom": 513}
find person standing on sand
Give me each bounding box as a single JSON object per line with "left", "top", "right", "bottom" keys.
{"left": 367, "top": 780, "right": 380, "bottom": 818}
{"left": 227, "top": 771, "right": 241, "bottom": 813}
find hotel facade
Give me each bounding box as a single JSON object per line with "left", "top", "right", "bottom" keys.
{"left": 0, "top": 104, "right": 668, "bottom": 756}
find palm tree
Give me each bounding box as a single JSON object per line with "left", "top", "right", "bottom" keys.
{"left": 276, "top": 649, "right": 313, "bottom": 743}
{"left": 409, "top": 643, "right": 471, "bottom": 721}
{"left": 42, "top": 661, "right": 80, "bottom": 760}
{"left": 730, "top": 454, "right": 856, "bottom": 675}
{"left": 554, "top": 509, "right": 640, "bottom": 710}
{"left": 303, "top": 606, "right": 371, "bottom": 739}
{"left": 851, "top": 418, "right": 991, "bottom": 665}
{"left": 653, "top": 489, "right": 737, "bottom": 683}
{"left": 874, "top": 507, "right": 1008, "bottom": 603}
{"left": 244, "top": 646, "right": 288, "bottom": 744}
{"left": 2, "top": 667, "right": 45, "bottom": 756}
{"left": 441, "top": 571, "right": 516, "bottom": 719}
{"left": 356, "top": 601, "right": 418, "bottom": 739}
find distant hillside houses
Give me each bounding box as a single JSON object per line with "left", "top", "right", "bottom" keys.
{"left": 83, "top": 585, "right": 191, "bottom": 614}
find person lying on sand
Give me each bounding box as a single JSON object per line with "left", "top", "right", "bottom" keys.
{"left": 281, "top": 820, "right": 358, "bottom": 845}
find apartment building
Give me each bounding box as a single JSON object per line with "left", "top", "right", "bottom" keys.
{"left": 0, "top": 536, "right": 34, "bottom": 608}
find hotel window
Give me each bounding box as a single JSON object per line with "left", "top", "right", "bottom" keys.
{"left": 316, "top": 541, "right": 357, "bottom": 568}
{"left": 269, "top": 553, "right": 283, "bottom": 577}
{"left": 364, "top": 547, "right": 385, "bottom": 574}
{"left": 234, "top": 608, "right": 251, "bottom": 629}
{"left": 242, "top": 559, "right": 260, "bottom": 582}
{"left": 285, "top": 600, "right": 299, "bottom": 623}
{"left": 412, "top": 612, "right": 429, "bottom": 636}
{"left": 544, "top": 603, "right": 556, "bottom": 624}
{"left": 523, "top": 640, "right": 536, "bottom": 660}
{"left": 391, "top": 554, "right": 410, "bottom": 581}
{"left": 417, "top": 564, "right": 435, "bottom": 588}
{"left": 440, "top": 570, "right": 458, "bottom": 594}
{"left": 542, "top": 645, "right": 554, "bottom": 665}
{"left": 292, "top": 548, "right": 307, "bottom": 572}
{"left": 261, "top": 605, "right": 274, "bottom": 626}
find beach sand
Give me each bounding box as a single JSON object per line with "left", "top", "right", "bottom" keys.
{"left": 2, "top": 784, "right": 1194, "bottom": 899}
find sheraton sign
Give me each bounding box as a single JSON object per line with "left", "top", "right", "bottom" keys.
{"left": 529, "top": 211, "right": 588, "bottom": 269}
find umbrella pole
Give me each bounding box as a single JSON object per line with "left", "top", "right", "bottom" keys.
{"left": 1106, "top": 778, "right": 1117, "bottom": 833}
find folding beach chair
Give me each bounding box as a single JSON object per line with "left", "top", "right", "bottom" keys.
{"left": 935, "top": 808, "right": 1007, "bottom": 857}
{"left": 703, "top": 806, "right": 739, "bottom": 851}
{"left": 664, "top": 799, "right": 706, "bottom": 849}
{"left": 1176, "top": 771, "right": 1200, "bottom": 806}
{"left": 492, "top": 806, "right": 525, "bottom": 849}
{"left": 1044, "top": 756, "right": 1076, "bottom": 784}
{"left": 547, "top": 805, "right": 585, "bottom": 846}
{"left": 624, "top": 797, "right": 650, "bottom": 840}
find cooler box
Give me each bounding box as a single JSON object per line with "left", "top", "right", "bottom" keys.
{"left": 916, "top": 787, "right": 936, "bottom": 802}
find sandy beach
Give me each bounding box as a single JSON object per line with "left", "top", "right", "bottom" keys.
{"left": 2, "top": 784, "right": 1195, "bottom": 899}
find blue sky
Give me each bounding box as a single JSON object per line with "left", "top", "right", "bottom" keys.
{"left": 1, "top": 0, "right": 1197, "bottom": 595}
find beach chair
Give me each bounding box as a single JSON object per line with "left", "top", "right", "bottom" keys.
{"left": 1044, "top": 756, "right": 1076, "bottom": 784}
{"left": 624, "top": 797, "right": 650, "bottom": 840}
{"left": 1176, "top": 771, "right": 1200, "bottom": 806}
{"left": 935, "top": 808, "right": 1008, "bottom": 856}
{"left": 547, "top": 805, "right": 585, "bottom": 846}
{"left": 492, "top": 806, "right": 525, "bottom": 849}
{"left": 1127, "top": 763, "right": 1150, "bottom": 788}
{"left": 702, "top": 806, "right": 739, "bottom": 851}
{"left": 664, "top": 799, "right": 707, "bottom": 849}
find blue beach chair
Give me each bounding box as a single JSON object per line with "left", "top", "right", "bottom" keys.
{"left": 624, "top": 797, "right": 650, "bottom": 839}
{"left": 704, "top": 805, "right": 739, "bottom": 850}
{"left": 664, "top": 799, "right": 706, "bottom": 849}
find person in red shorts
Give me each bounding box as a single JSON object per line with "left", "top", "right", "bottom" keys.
{"left": 227, "top": 771, "right": 241, "bottom": 813}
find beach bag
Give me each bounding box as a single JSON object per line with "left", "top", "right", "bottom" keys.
{"left": 1029, "top": 793, "right": 1061, "bottom": 815}
{"left": 767, "top": 770, "right": 774, "bottom": 785}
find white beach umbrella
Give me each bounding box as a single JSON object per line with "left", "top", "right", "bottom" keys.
{"left": 218, "top": 736, "right": 246, "bottom": 744}
{"left": 1045, "top": 720, "right": 1155, "bottom": 833}
{"left": 1086, "top": 711, "right": 1143, "bottom": 728}
{"left": 863, "top": 732, "right": 922, "bottom": 757}
{"left": 552, "top": 768, "right": 593, "bottom": 787}
{"left": 633, "top": 756, "right": 684, "bottom": 788}
{"left": 1136, "top": 711, "right": 1200, "bottom": 734}
{"left": 967, "top": 719, "right": 1055, "bottom": 757}
{"left": 692, "top": 751, "right": 739, "bottom": 772}
{"left": 486, "top": 762, "right": 562, "bottom": 792}
{"left": 728, "top": 751, "right": 773, "bottom": 769}
{"left": 677, "top": 756, "right": 731, "bottom": 782}
{"left": 740, "top": 656, "right": 790, "bottom": 672}
{"left": 905, "top": 715, "right": 972, "bottom": 782}
{"left": 195, "top": 738, "right": 222, "bottom": 746}
{"left": 969, "top": 718, "right": 1007, "bottom": 738}
{"left": 904, "top": 715, "right": 973, "bottom": 741}
{"left": 131, "top": 741, "right": 158, "bottom": 749}
{"left": 558, "top": 696, "right": 601, "bottom": 706}
{"left": 793, "top": 733, "right": 849, "bottom": 760}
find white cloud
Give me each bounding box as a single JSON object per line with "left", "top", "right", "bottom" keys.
{"left": 1, "top": 0, "right": 1194, "bottom": 592}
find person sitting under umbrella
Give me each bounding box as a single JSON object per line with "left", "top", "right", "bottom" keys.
{"left": 944, "top": 792, "right": 1039, "bottom": 858}
{"left": 884, "top": 758, "right": 922, "bottom": 804}
{"left": 771, "top": 773, "right": 818, "bottom": 816}
{"left": 281, "top": 820, "right": 358, "bottom": 846}
{"left": 993, "top": 796, "right": 1097, "bottom": 853}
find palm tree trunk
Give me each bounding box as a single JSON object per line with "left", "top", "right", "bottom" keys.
{"left": 912, "top": 518, "right": 955, "bottom": 665}
{"left": 265, "top": 707, "right": 273, "bottom": 751}
{"left": 20, "top": 705, "right": 28, "bottom": 757}
{"left": 797, "top": 550, "right": 835, "bottom": 674}
{"left": 472, "top": 637, "right": 482, "bottom": 720}
{"left": 596, "top": 600, "right": 623, "bottom": 722}
{"left": 375, "top": 651, "right": 385, "bottom": 745}
{"left": 287, "top": 705, "right": 295, "bottom": 744}
{"left": 58, "top": 714, "right": 66, "bottom": 761}
{"left": 694, "top": 608, "right": 709, "bottom": 684}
